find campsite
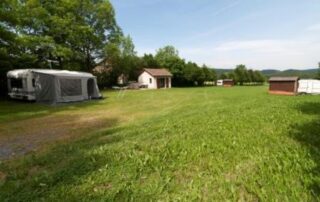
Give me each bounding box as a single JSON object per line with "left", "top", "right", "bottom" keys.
{"left": 1, "top": 0, "right": 320, "bottom": 201}
{"left": 0, "top": 87, "right": 320, "bottom": 201}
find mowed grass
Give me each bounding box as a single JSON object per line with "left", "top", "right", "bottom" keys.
{"left": 0, "top": 87, "right": 319, "bottom": 201}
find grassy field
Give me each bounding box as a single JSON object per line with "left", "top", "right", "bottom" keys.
{"left": 0, "top": 86, "right": 319, "bottom": 201}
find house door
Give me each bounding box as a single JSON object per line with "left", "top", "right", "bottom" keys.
{"left": 157, "top": 78, "right": 165, "bottom": 88}
{"left": 87, "top": 78, "right": 94, "bottom": 98}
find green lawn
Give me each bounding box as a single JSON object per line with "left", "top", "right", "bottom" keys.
{"left": 0, "top": 87, "right": 319, "bottom": 201}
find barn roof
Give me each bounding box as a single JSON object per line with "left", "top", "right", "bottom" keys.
{"left": 269, "top": 77, "right": 299, "bottom": 82}
{"left": 144, "top": 68, "right": 172, "bottom": 77}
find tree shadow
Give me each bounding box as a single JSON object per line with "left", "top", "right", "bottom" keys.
{"left": 290, "top": 102, "right": 320, "bottom": 198}
{"left": 0, "top": 98, "right": 108, "bottom": 123}
{"left": 0, "top": 118, "right": 129, "bottom": 200}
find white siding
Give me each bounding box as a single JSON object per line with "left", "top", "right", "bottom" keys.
{"left": 298, "top": 79, "right": 320, "bottom": 94}
{"left": 138, "top": 71, "right": 157, "bottom": 89}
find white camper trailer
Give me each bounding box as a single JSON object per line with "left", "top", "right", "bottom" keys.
{"left": 7, "top": 69, "right": 102, "bottom": 103}
{"left": 217, "top": 80, "right": 223, "bottom": 86}
{"left": 298, "top": 79, "right": 320, "bottom": 94}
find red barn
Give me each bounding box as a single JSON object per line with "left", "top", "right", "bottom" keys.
{"left": 268, "top": 77, "right": 299, "bottom": 95}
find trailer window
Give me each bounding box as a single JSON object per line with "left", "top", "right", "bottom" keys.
{"left": 10, "top": 78, "right": 23, "bottom": 88}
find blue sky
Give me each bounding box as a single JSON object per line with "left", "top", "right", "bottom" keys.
{"left": 110, "top": 0, "right": 320, "bottom": 70}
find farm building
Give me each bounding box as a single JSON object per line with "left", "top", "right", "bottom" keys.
{"left": 7, "top": 69, "right": 101, "bottom": 103}
{"left": 298, "top": 79, "right": 320, "bottom": 94}
{"left": 138, "top": 68, "right": 172, "bottom": 89}
{"left": 268, "top": 77, "right": 299, "bottom": 95}
{"left": 223, "top": 79, "right": 235, "bottom": 87}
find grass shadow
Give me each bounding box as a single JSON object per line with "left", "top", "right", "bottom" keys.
{"left": 0, "top": 118, "right": 125, "bottom": 200}
{"left": 0, "top": 96, "right": 108, "bottom": 123}
{"left": 290, "top": 102, "right": 320, "bottom": 198}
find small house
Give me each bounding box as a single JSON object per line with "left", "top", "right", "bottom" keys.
{"left": 223, "top": 79, "right": 234, "bottom": 87}
{"left": 268, "top": 77, "right": 299, "bottom": 95}
{"left": 138, "top": 68, "right": 172, "bottom": 89}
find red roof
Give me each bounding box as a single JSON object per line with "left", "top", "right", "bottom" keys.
{"left": 144, "top": 68, "right": 172, "bottom": 77}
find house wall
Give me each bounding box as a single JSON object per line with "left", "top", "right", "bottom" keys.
{"left": 138, "top": 71, "right": 157, "bottom": 89}
{"left": 269, "top": 81, "right": 297, "bottom": 93}
{"left": 223, "top": 81, "right": 234, "bottom": 86}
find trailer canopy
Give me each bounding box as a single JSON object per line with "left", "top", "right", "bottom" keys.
{"left": 7, "top": 69, "right": 101, "bottom": 103}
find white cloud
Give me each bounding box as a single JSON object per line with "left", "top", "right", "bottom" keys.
{"left": 178, "top": 38, "right": 320, "bottom": 69}
{"left": 306, "top": 23, "right": 320, "bottom": 31}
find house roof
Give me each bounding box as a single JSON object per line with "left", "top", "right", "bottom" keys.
{"left": 223, "top": 79, "right": 234, "bottom": 82}
{"left": 269, "top": 77, "right": 299, "bottom": 82}
{"left": 143, "top": 68, "right": 172, "bottom": 77}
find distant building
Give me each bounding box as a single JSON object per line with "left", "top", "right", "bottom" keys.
{"left": 223, "top": 79, "right": 234, "bottom": 87}
{"left": 117, "top": 74, "right": 128, "bottom": 85}
{"left": 268, "top": 77, "right": 299, "bottom": 95}
{"left": 217, "top": 80, "right": 223, "bottom": 86}
{"left": 138, "top": 68, "right": 172, "bottom": 89}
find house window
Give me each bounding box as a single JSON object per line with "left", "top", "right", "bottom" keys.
{"left": 149, "top": 78, "right": 152, "bottom": 84}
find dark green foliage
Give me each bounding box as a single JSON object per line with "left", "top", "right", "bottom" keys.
{"left": 152, "top": 46, "right": 217, "bottom": 86}
{"left": 220, "top": 65, "right": 265, "bottom": 85}
{"left": 0, "top": 0, "right": 119, "bottom": 95}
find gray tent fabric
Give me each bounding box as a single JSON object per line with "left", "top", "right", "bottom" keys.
{"left": 60, "top": 78, "right": 82, "bottom": 97}
{"left": 32, "top": 70, "right": 101, "bottom": 104}
{"left": 7, "top": 69, "right": 102, "bottom": 103}
{"left": 34, "top": 73, "right": 57, "bottom": 103}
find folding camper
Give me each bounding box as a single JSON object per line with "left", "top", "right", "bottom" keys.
{"left": 7, "top": 69, "right": 101, "bottom": 103}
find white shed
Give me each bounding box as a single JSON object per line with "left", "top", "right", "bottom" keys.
{"left": 138, "top": 68, "right": 172, "bottom": 89}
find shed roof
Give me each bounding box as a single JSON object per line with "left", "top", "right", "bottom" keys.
{"left": 269, "top": 77, "right": 299, "bottom": 82}
{"left": 223, "top": 79, "right": 234, "bottom": 82}
{"left": 144, "top": 68, "right": 172, "bottom": 77}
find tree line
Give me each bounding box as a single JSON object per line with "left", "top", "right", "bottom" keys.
{"left": 0, "top": 0, "right": 265, "bottom": 96}
{"left": 219, "top": 64, "right": 265, "bottom": 85}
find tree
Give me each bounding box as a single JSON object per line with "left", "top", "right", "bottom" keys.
{"left": 99, "top": 35, "right": 139, "bottom": 86}
{"left": 155, "top": 45, "right": 180, "bottom": 69}
{"left": 220, "top": 73, "right": 228, "bottom": 79}
{"left": 0, "top": 0, "right": 20, "bottom": 96}
{"left": 140, "top": 54, "right": 159, "bottom": 68}
{"left": 234, "top": 64, "right": 249, "bottom": 85}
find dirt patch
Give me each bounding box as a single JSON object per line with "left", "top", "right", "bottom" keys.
{"left": 238, "top": 185, "right": 259, "bottom": 202}
{"left": 225, "top": 160, "right": 256, "bottom": 182}
{"left": 0, "top": 113, "right": 118, "bottom": 160}
{"left": 93, "top": 183, "right": 112, "bottom": 192}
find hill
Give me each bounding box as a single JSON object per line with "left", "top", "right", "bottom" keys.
{"left": 215, "top": 68, "right": 318, "bottom": 79}
{"left": 261, "top": 69, "right": 318, "bottom": 78}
